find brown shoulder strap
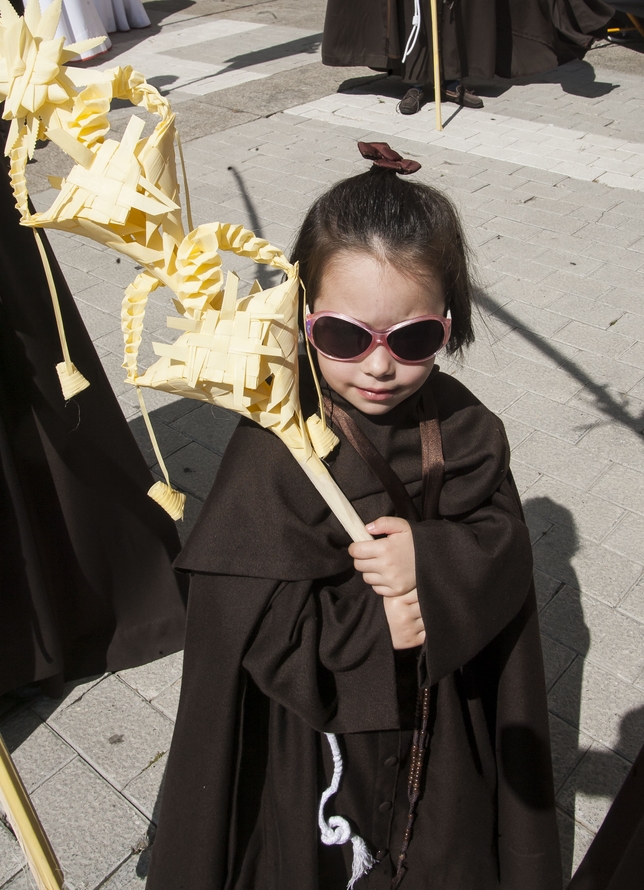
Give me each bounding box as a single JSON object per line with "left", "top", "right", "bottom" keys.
{"left": 323, "top": 397, "right": 420, "bottom": 522}
{"left": 419, "top": 388, "right": 444, "bottom": 521}
{"left": 323, "top": 390, "right": 444, "bottom": 523}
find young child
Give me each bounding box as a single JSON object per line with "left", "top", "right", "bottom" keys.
{"left": 146, "top": 143, "right": 561, "bottom": 890}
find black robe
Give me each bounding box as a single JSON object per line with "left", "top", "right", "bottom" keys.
{"left": 0, "top": 145, "right": 187, "bottom": 697}
{"left": 146, "top": 369, "right": 561, "bottom": 890}
{"left": 322, "top": 0, "right": 614, "bottom": 83}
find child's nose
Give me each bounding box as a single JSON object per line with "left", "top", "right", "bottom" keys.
{"left": 362, "top": 344, "right": 395, "bottom": 377}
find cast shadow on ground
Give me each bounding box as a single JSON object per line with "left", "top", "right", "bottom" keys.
{"left": 471, "top": 59, "right": 617, "bottom": 100}
{"left": 573, "top": 706, "right": 644, "bottom": 792}
{"left": 226, "top": 166, "right": 285, "bottom": 289}
{"left": 342, "top": 59, "right": 616, "bottom": 116}
{"left": 214, "top": 34, "right": 322, "bottom": 77}
{"left": 476, "top": 289, "right": 644, "bottom": 436}
{"left": 562, "top": 706, "right": 644, "bottom": 887}
{"left": 523, "top": 499, "right": 644, "bottom": 883}
{"left": 0, "top": 676, "right": 169, "bottom": 885}
{"left": 74, "top": 0, "right": 196, "bottom": 69}
{"left": 523, "top": 497, "right": 588, "bottom": 882}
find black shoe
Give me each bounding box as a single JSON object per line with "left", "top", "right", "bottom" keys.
{"left": 397, "top": 87, "right": 424, "bottom": 115}
{"left": 607, "top": 29, "right": 644, "bottom": 44}
{"left": 442, "top": 83, "right": 483, "bottom": 109}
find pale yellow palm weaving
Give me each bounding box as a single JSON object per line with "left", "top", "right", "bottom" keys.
{"left": 0, "top": 3, "right": 373, "bottom": 883}
{"left": 0, "top": 0, "right": 371, "bottom": 537}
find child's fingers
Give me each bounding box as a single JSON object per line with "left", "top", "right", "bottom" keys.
{"left": 352, "top": 553, "right": 397, "bottom": 573}
{"left": 372, "top": 584, "right": 404, "bottom": 597}
{"left": 349, "top": 540, "right": 385, "bottom": 560}
{"left": 360, "top": 571, "right": 383, "bottom": 587}
{"left": 366, "top": 516, "right": 411, "bottom": 537}
{"left": 382, "top": 595, "right": 426, "bottom": 649}
{"left": 358, "top": 567, "right": 415, "bottom": 597}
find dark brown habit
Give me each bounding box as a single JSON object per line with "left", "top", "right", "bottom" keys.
{"left": 0, "top": 142, "right": 187, "bottom": 697}
{"left": 146, "top": 366, "right": 561, "bottom": 890}
{"left": 322, "top": 0, "right": 614, "bottom": 83}
{"left": 567, "top": 742, "right": 644, "bottom": 890}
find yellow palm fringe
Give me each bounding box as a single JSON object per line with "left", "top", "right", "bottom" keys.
{"left": 0, "top": 1, "right": 366, "bottom": 538}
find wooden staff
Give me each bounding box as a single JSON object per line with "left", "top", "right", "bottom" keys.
{"left": 627, "top": 14, "right": 644, "bottom": 38}
{"left": 0, "top": 734, "right": 65, "bottom": 890}
{"left": 429, "top": 0, "right": 442, "bottom": 130}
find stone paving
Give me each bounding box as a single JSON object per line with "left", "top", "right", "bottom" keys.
{"left": 3, "top": 2, "right": 644, "bottom": 887}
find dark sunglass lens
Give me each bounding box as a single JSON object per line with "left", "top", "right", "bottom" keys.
{"left": 312, "top": 317, "right": 372, "bottom": 359}
{"left": 389, "top": 320, "right": 444, "bottom": 361}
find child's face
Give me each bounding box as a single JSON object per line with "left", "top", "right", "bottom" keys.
{"left": 313, "top": 251, "right": 446, "bottom": 416}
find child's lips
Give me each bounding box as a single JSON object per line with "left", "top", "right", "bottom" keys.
{"left": 356, "top": 386, "right": 398, "bottom": 401}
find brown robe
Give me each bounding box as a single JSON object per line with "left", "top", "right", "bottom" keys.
{"left": 146, "top": 368, "right": 561, "bottom": 890}
{"left": 0, "top": 144, "right": 187, "bottom": 697}
{"left": 322, "top": 0, "right": 614, "bottom": 83}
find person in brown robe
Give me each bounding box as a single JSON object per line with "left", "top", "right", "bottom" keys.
{"left": 145, "top": 365, "right": 561, "bottom": 890}
{"left": 146, "top": 150, "right": 561, "bottom": 889}
{"left": 0, "top": 127, "right": 187, "bottom": 698}
{"left": 322, "top": 0, "right": 614, "bottom": 111}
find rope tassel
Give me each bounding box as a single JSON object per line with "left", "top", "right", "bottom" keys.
{"left": 319, "top": 733, "right": 375, "bottom": 889}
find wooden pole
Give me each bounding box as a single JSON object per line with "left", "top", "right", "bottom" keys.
{"left": 0, "top": 734, "right": 65, "bottom": 890}
{"left": 429, "top": 0, "right": 442, "bottom": 130}
{"left": 627, "top": 14, "right": 644, "bottom": 39}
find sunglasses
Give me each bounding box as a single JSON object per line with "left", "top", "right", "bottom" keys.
{"left": 305, "top": 309, "right": 451, "bottom": 364}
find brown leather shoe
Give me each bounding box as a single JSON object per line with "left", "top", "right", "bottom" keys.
{"left": 442, "top": 83, "right": 483, "bottom": 109}
{"left": 397, "top": 87, "right": 424, "bottom": 115}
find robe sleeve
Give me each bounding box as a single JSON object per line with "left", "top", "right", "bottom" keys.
{"left": 242, "top": 571, "right": 400, "bottom": 734}
{"left": 146, "top": 573, "right": 278, "bottom": 890}
{"left": 412, "top": 397, "right": 534, "bottom": 686}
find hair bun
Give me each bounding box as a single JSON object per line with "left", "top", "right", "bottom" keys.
{"left": 357, "top": 141, "right": 421, "bottom": 175}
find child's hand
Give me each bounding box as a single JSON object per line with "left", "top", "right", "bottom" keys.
{"left": 348, "top": 516, "right": 416, "bottom": 597}
{"left": 383, "top": 589, "right": 426, "bottom": 650}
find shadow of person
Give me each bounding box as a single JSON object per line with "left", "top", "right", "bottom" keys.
{"left": 522, "top": 496, "right": 590, "bottom": 883}
{"left": 473, "top": 59, "right": 616, "bottom": 99}
{"left": 572, "top": 706, "right": 644, "bottom": 795}
{"left": 338, "top": 58, "right": 616, "bottom": 105}
{"left": 78, "top": 0, "right": 197, "bottom": 68}
{"left": 475, "top": 287, "right": 644, "bottom": 437}
{"left": 527, "top": 59, "right": 616, "bottom": 98}
{"left": 566, "top": 707, "right": 644, "bottom": 889}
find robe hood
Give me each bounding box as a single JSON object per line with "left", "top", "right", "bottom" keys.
{"left": 175, "top": 366, "right": 511, "bottom": 580}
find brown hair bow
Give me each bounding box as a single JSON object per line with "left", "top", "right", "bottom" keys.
{"left": 358, "top": 141, "right": 421, "bottom": 175}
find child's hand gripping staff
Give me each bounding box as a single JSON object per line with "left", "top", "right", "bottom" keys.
{"left": 351, "top": 516, "right": 426, "bottom": 650}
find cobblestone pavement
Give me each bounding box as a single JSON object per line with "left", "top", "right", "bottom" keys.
{"left": 2, "top": 2, "right": 644, "bottom": 887}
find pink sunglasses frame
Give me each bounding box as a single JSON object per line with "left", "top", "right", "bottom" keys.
{"left": 305, "top": 309, "right": 452, "bottom": 364}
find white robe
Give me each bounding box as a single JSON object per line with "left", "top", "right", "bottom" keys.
{"left": 39, "top": 0, "right": 151, "bottom": 60}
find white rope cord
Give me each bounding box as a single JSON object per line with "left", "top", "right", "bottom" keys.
{"left": 401, "top": 0, "right": 422, "bottom": 63}
{"left": 319, "top": 733, "right": 375, "bottom": 889}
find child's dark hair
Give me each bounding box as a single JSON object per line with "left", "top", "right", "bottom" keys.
{"left": 291, "top": 166, "right": 475, "bottom": 356}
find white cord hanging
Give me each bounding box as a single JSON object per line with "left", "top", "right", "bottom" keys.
{"left": 401, "top": 0, "right": 422, "bottom": 63}
{"left": 319, "top": 733, "right": 375, "bottom": 889}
